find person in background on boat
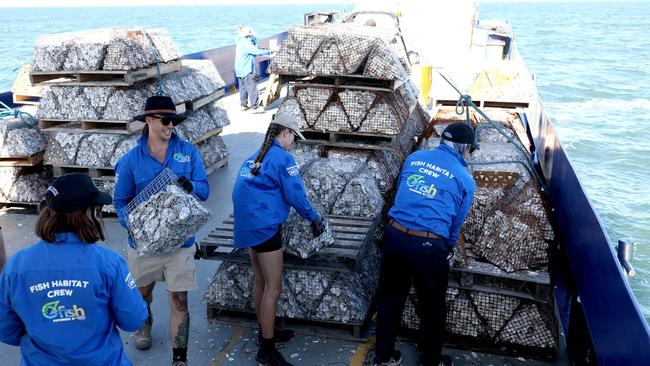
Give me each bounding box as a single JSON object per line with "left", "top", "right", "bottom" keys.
{"left": 0, "top": 173, "right": 147, "bottom": 366}
{"left": 114, "top": 95, "right": 209, "bottom": 366}
{"left": 235, "top": 25, "right": 272, "bottom": 114}
{"left": 232, "top": 112, "right": 326, "bottom": 366}
{"left": 373, "top": 123, "right": 478, "bottom": 366}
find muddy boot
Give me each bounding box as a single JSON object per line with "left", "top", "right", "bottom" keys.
{"left": 134, "top": 316, "right": 152, "bottom": 350}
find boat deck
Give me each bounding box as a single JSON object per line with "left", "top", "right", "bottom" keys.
{"left": 0, "top": 85, "right": 559, "bottom": 366}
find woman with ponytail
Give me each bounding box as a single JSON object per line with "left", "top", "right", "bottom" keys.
{"left": 232, "top": 112, "right": 325, "bottom": 366}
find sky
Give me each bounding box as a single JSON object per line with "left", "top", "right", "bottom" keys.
{"left": 2, "top": 0, "right": 647, "bottom": 8}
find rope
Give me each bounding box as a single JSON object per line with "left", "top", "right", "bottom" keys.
{"left": 0, "top": 101, "right": 37, "bottom": 127}
{"left": 141, "top": 29, "right": 166, "bottom": 96}
{"left": 433, "top": 68, "right": 546, "bottom": 191}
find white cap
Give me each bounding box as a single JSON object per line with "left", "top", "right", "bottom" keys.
{"left": 272, "top": 112, "right": 305, "bottom": 140}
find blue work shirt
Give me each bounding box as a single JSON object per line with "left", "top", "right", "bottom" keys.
{"left": 0, "top": 233, "right": 147, "bottom": 366}
{"left": 388, "top": 144, "right": 476, "bottom": 247}
{"left": 232, "top": 140, "right": 318, "bottom": 247}
{"left": 114, "top": 133, "right": 209, "bottom": 249}
{"left": 234, "top": 35, "right": 272, "bottom": 78}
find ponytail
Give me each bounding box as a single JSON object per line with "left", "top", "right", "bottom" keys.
{"left": 251, "top": 123, "right": 286, "bottom": 175}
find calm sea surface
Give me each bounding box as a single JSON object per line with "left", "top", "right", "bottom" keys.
{"left": 0, "top": 2, "right": 648, "bottom": 323}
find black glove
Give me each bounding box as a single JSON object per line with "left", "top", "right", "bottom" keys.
{"left": 177, "top": 176, "right": 193, "bottom": 194}
{"left": 311, "top": 215, "right": 326, "bottom": 238}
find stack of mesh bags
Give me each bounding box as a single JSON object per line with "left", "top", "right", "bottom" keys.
{"left": 269, "top": 24, "right": 410, "bottom": 80}
{"left": 0, "top": 117, "right": 49, "bottom": 204}
{"left": 31, "top": 27, "right": 180, "bottom": 72}
{"left": 277, "top": 80, "right": 418, "bottom": 135}
{"left": 124, "top": 168, "right": 210, "bottom": 256}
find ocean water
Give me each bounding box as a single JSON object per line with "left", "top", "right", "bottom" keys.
{"left": 0, "top": 2, "right": 648, "bottom": 322}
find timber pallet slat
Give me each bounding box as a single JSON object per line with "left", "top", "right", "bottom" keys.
{"left": 51, "top": 165, "right": 115, "bottom": 180}
{"left": 206, "top": 305, "right": 369, "bottom": 340}
{"left": 204, "top": 156, "right": 229, "bottom": 176}
{"left": 29, "top": 60, "right": 182, "bottom": 87}
{"left": 299, "top": 129, "right": 398, "bottom": 151}
{"left": 435, "top": 99, "right": 529, "bottom": 109}
{"left": 0, "top": 201, "right": 44, "bottom": 212}
{"left": 200, "top": 214, "right": 379, "bottom": 272}
{"left": 39, "top": 119, "right": 145, "bottom": 135}
{"left": 176, "top": 88, "right": 226, "bottom": 114}
{"left": 0, "top": 152, "right": 44, "bottom": 167}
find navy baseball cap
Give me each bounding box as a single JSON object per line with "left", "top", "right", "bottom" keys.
{"left": 45, "top": 173, "right": 112, "bottom": 213}
{"left": 441, "top": 123, "right": 480, "bottom": 150}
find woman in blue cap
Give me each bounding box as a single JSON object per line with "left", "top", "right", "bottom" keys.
{"left": 114, "top": 95, "right": 209, "bottom": 366}
{"left": 0, "top": 173, "right": 148, "bottom": 365}
{"left": 232, "top": 112, "right": 325, "bottom": 366}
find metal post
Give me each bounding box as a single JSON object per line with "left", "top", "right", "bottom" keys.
{"left": 617, "top": 239, "right": 636, "bottom": 277}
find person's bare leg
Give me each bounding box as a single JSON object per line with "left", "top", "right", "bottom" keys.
{"left": 255, "top": 248, "right": 284, "bottom": 339}
{"left": 250, "top": 249, "right": 265, "bottom": 321}
{"left": 169, "top": 291, "right": 189, "bottom": 348}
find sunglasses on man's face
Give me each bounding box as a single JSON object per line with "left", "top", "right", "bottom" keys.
{"left": 152, "top": 115, "right": 173, "bottom": 126}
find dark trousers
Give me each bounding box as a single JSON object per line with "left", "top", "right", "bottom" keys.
{"left": 374, "top": 224, "right": 450, "bottom": 364}
{"left": 238, "top": 73, "right": 259, "bottom": 108}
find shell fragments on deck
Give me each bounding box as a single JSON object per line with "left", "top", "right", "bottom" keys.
{"left": 127, "top": 184, "right": 210, "bottom": 256}
{"left": 269, "top": 24, "right": 410, "bottom": 80}
{"left": 30, "top": 28, "right": 181, "bottom": 72}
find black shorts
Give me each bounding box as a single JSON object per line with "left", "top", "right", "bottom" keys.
{"left": 251, "top": 228, "right": 283, "bottom": 253}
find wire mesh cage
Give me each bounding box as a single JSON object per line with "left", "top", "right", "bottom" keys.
{"left": 124, "top": 168, "right": 211, "bottom": 256}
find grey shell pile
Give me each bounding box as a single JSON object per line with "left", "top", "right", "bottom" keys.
{"left": 127, "top": 183, "right": 210, "bottom": 256}
{"left": 31, "top": 28, "right": 180, "bottom": 72}
{"left": 0, "top": 117, "right": 46, "bottom": 157}
{"left": 94, "top": 179, "right": 116, "bottom": 213}
{"left": 174, "top": 102, "right": 230, "bottom": 142}
{"left": 37, "top": 61, "right": 225, "bottom": 121}
{"left": 204, "top": 244, "right": 381, "bottom": 324}
{"left": 44, "top": 131, "right": 129, "bottom": 167}
{"left": 269, "top": 25, "right": 410, "bottom": 80}
{"left": 282, "top": 211, "right": 335, "bottom": 259}
{"left": 0, "top": 167, "right": 49, "bottom": 203}
{"left": 401, "top": 286, "right": 557, "bottom": 349}
{"left": 196, "top": 135, "right": 229, "bottom": 169}
{"left": 277, "top": 81, "right": 418, "bottom": 134}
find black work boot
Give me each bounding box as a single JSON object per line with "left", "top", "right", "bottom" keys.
{"left": 255, "top": 345, "right": 293, "bottom": 366}
{"left": 257, "top": 328, "right": 294, "bottom": 344}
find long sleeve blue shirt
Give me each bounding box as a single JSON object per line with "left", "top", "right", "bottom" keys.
{"left": 388, "top": 144, "right": 476, "bottom": 246}
{"left": 234, "top": 35, "right": 272, "bottom": 78}
{"left": 114, "top": 133, "right": 209, "bottom": 248}
{"left": 0, "top": 233, "right": 148, "bottom": 366}
{"left": 232, "top": 140, "right": 318, "bottom": 247}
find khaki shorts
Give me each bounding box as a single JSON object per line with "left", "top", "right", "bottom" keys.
{"left": 127, "top": 246, "right": 197, "bottom": 292}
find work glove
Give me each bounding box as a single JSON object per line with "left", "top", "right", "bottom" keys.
{"left": 177, "top": 176, "right": 193, "bottom": 194}
{"left": 311, "top": 214, "right": 326, "bottom": 238}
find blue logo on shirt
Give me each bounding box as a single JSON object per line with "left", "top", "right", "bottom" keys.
{"left": 173, "top": 152, "right": 190, "bottom": 163}
{"left": 239, "top": 160, "right": 254, "bottom": 178}
{"left": 406, "top": 174, "right": 437, "bottom": 199}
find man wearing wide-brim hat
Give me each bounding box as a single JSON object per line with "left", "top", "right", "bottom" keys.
{"left": 235, "top": 24, "right": 272, "bottom": 113}
{"left": 114, "top": 94, "right": 209, "bottom": 366}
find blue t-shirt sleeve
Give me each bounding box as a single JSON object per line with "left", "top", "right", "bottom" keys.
{"left": 449, "top": 178, "right": 475, "bottom": 245}
{"left": 108, "top": 256, "right": 148, "bottom": 332}
{"left": 241, "top": 39, "right": 272, "bottom": 56}
{"left": 276, "top": 155, "right": 318, "bottom": 221}
{"left": 114, "top": 156, "right": 136, "bottom": 229}
{"left": 0, "top": 266, "right": 26, "bottom": 346}
{"left": 189, "top": 146, "right": 209, "bottom": 201}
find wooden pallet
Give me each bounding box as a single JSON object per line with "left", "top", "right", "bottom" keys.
{"left": 435, "top": 99, "right": 528, "bottom": 109}
{"left": 39, "top": 119, "right": 145, "bottom": 134}
{"left": 0, "top": 201, "right": 43, "bottom": 212}
{"left": 51, "top": 165, "right": 115, "bottom": 180}
{"left": 191, "top": 127, "right": 223, "bottom": 145}
{"left": 280, "top": 74, "right": 399, "bottom": 91}
{"left": 207, "top": 304, "right": 369, "bottom": 340}
{"left": 29, "top": 60, "right": 182, "bottom": 87}
{"left": 11, "top": 65, "right": 43, "bottom": 105}
{"left": 199, "top": 214, "right": 379, "bottom": 272}
{"left": 0, "top": 152, "right": 44, "bottom": 167}
{"left": 299, "top": 129, "right": 398, "bottom": 151}
{"left": 204, "top": 156, "right": 229, "bottom": 176}
{"left": 175, "top": 88, "right": 225, "bottom": 114}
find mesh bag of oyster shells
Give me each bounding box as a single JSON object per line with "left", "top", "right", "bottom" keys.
{"left": 277, "top": 82, "right": 416, "bottom": 135}
{"left": 0, "top": 167, "right": 50, "bottom": 203}
{"left": 282, "top": 210, "right": 335, "bottom": 259}
{"left": 0, "top": 117, "right": 46, "bottom": 158}
{"left": 269, "top": 24, "right": 409, "bottom": 80}
{"left": 31, "top": 27, "right": 180, "bottom": 72}
{"left": 401, "top": 286, "right": 557, "bottom": 351}
{"left": 204, "top": 243, "right": 381, "bottom": 324}
{"left": 174, "top": 102, "right": 231, "bottom": 143}
{"left": 124, "top": 168, "right": 210, "bottom": 256}
{"left": 196, "top": 135, "right": 229, "bottom": 169}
